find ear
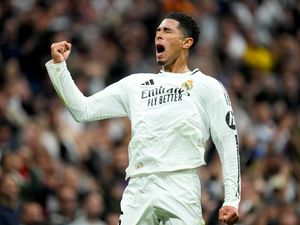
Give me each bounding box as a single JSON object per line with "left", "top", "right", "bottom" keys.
{"left": 182, "top": 37, "right": 194, "bottom": 49}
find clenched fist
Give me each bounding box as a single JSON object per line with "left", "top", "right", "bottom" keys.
{"left": 51, "top": 41, "right": 72, "bottom": 63}
{"left": 219, "top": 206, "right": 239, "bottom": 225}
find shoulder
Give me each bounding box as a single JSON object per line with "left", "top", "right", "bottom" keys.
{"left": 69, "top": 217, "right": 85, "bottom": 225}
{"left": 191, "top": 70, "right": 230, "bottom": 106}
{"left": 117, "top": 73, "right": 157, "bottom": 88}
{"left": 119, "top": 73, "right": 155, "bottom": 82}
{"left": 193, "top": 70, "right": 223, "bottom": 92}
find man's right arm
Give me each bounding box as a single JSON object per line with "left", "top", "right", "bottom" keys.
{"left": 45, "top": 41, "right": 128, "bottom": 121}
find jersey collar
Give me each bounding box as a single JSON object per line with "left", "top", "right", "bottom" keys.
{"left": 159, "top": 68, "right": 200, "bottom": 76}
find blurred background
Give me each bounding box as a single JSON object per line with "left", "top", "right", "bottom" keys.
{"left": 0, "top": 0, "right": 299, "bottom": 225}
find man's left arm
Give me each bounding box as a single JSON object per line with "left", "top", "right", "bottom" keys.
{"left": 206, "top": 80, "right": 241, "bottom": 225}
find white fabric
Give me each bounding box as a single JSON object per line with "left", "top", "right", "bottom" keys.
{"left": 120, "top": 169, "right": 205, "bottom": 225}
{"left": 45, "top": 60, "right": 240, "bottom": 209}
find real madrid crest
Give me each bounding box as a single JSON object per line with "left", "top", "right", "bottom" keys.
{"left": 181, "top": 80, "right": 193, "bottom": 96}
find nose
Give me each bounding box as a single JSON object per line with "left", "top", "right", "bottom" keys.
{"left": 155, "top": 31, "right": 163, "bottom": 41}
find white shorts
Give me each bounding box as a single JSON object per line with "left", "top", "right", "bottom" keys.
{"left": 119, "top": 169, "right": 205, "bottom": 225}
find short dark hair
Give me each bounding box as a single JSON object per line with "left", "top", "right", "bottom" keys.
{"left": 165, "top": 12, "right": 200, "bottom": 48}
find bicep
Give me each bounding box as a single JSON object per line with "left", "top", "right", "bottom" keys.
{"left": 74, "top": 81, "right": 129, "bottom": 122}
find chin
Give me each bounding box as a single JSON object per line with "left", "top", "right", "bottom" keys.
{"left": 156, "top": 59, "right": 166, "bottom": 66}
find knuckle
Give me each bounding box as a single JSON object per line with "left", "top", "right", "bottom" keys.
{"left": 51, "top": 43, "right": 59, "bottom": 49}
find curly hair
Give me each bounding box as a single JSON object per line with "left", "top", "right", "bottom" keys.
{"left": 165, "top": 12, "right": 200, "bottom": 48}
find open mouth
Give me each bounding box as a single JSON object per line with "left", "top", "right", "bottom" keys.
{"left": 156, "top": 44, "right": 165, "bottom": 54}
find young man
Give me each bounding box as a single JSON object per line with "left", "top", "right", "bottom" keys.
{"left": 46, "top": 12, "right": 240, "bottom": 225}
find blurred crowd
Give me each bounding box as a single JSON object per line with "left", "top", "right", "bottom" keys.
{"left": 0, "top": 0, "right": 300, "bottom": 225}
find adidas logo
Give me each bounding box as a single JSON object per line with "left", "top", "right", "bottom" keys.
{"left": 141, "top": 79, "right": 154, "bottom": 86}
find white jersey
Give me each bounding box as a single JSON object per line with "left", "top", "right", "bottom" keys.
{"left": 46, "top": 60, "right": 241, "bottom": 209}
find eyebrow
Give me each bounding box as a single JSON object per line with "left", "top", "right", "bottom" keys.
{"left": 156, "top": 26, "right": 173, "bottom": 32}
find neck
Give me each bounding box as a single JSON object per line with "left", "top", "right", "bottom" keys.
{"left": 161, "top": 50, "right": 190, "bottom": 73}
{"left": 162, "top": 64, "right": 190, "bottom": 73}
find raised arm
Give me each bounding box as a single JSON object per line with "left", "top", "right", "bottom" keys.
{"left": 45, "top": 41, "right": 128, "bottom": 122}
{"left": 206, "top": 79, "right": 240, "bottom": 225}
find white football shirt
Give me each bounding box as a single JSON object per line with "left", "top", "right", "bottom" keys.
{"left": 46, "top": 60, "right": 240, "bottom": 209}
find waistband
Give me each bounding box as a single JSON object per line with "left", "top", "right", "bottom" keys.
{"left": 130, "top": 168, "right": 199, "bottom": 179}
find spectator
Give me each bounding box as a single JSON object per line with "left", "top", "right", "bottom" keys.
{"left": 0, "top": 173, "right": 20, "bottom": 225}
{"left": 70, "top": 191, "right": 106, "bottom": 225}
{"left": 20, "top": 201, "right": 46, "bottom": 225}
{"left": 49, "top": 185, "right": 79, "bottom": 225}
